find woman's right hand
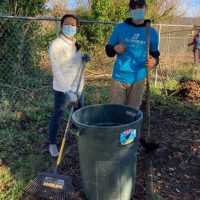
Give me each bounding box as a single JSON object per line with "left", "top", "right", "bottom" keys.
{"left": 67, "top": 91, "right": 78, "bottom": 107}
{"left": 114, "top": 43, "right": 126, "bottom": 54}
{"left": 82, "top": 54, "right": 91, "bottom": 62}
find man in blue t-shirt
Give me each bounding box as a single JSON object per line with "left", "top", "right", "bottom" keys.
{"left": 106, "top": 0, "right": 160, "bottom": 109}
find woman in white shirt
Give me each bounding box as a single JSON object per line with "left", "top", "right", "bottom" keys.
{"left": 48, "top": 14, "right": 86, "bottom": 157}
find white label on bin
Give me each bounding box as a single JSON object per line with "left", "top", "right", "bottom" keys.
{"left": 120, "top": 129, "right": 136, "bottom": 146}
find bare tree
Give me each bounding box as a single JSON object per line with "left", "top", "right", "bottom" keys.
{"left": 48, "top": 0, "right": 70, "bottom": 17}
{"left": 146, "top": 0, "right": 186, "bottom": 23}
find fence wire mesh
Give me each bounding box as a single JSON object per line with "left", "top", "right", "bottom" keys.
{"left": 0, "top": 16, "right": 198, "bottom": 110}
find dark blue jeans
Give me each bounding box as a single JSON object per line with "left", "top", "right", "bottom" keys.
{"left": 49, "top": 90, "right": 84, "bottom": 144}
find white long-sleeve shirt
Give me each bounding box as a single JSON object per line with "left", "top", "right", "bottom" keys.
{"left": 49, "top": 34, "right": 83, "bottom": 94}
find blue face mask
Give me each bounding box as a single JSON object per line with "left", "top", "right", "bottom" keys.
{"left": 62, "top": 25, "right": 77, "bottom": 38}
{"left": 130, "top": 8, "right": 145, "bottom": 20}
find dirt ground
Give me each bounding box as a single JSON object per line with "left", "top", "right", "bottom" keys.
{"left": 21, "top": 106, "right": 200, "bottom": 200}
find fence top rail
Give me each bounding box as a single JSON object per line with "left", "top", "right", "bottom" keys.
{"left": 0, "top": 15, "right": 117, "bottom": 24}
{"left": 154, "top": 24, "right": 193, "bottom": 28}
{"left": 0, "top": 15, "right": 58, "bottom": 21}
{"left": 0, "top": 15, "right": 195, "bottom": 27}
{"left": 161, "top": 36, "right": 194, "bottom": 38}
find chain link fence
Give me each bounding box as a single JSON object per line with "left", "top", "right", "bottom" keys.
{"left": 152, "top": 24, "right": 196, "bottom": 88}
{"left": 0, "top": 16, "right": 198, "bottom": 110}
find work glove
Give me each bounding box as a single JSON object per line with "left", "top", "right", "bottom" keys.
{"left": 67, "top": 90, "right": 78, "bottom": 107}
{"left": 82, "top": 54, "right": 91, "bottom": 62}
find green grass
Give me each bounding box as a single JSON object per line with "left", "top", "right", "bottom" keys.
{"left": 0, "top": 103, "right": 53, "bottom": 200}
{"left": 84, "top": 81, "right": 110, "bottom": 105}
{"left": 0, "top": 167, "right": 25, "bottom": 200}
{"left": 152, "top": 193, "right": 165, "bottom": 200}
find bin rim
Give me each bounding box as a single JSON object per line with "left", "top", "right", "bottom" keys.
{"left": 72, "top": 104, "right": 143, "bottom": 129}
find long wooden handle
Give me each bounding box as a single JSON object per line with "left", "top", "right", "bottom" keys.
{"left": 146, "top": 22, "right": 151, "bottom": 140}
{"left": 145, "top": 21, "right": 154, "bottom": 200}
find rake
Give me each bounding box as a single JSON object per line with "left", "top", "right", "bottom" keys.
{"left": 24, "top": 107, "right": 75, "bottom": 200}
{"left": 25, "top": 61, "right": 85, "bottom": 200}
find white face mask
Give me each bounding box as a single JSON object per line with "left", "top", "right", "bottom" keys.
{"left": 130, "top": 8, "right": 145, "bottom": 20}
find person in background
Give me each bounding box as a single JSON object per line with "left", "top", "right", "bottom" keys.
{"left": 48, "top": 14, "right": 90, "bottom": 157}
{"left": 188, "top": 29, "right": 200, "bottom": 65}
{"left": 105, "top": 0, "right": 160, "bottom": 110}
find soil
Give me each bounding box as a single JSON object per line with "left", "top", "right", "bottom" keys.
{"left": 21, "top": 107, "right": 200, "bottom": 200}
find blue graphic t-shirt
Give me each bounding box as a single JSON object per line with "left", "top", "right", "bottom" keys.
{"left": 108, "top": 22, "right": 159, "bottom": 84}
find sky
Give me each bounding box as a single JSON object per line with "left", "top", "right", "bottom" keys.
{"left": 67, "top": 0, "right": 200, "bottom": 17}
{"left": 67, "top": 0, "right": 88, "bottom": 10}
{"left": 48, "top": 0, "right": 200, "bottom": 17}
{"left": 46, "top": 0, "right": 88, "bottom": 10}
{"left": 179, "top": 0, "right": 200, "bottom": 17}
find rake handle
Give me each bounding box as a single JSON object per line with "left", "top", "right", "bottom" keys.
{"left": 54, "top": 61, "right": 85, "bottom": 173}
{"left": 55, "top": 107, "right": 74, "bottom": 168}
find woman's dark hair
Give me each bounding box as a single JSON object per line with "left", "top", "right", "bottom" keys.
{"left": 60, "top": 14, "right": 79, "bottom": 27}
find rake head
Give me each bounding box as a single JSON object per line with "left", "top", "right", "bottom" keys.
{"left": 24, "top": 172, "right": 75, "bottom": 200}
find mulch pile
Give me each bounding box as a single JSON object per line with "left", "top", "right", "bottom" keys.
{"left": 177, "top": 80, "right": 200, "bottom": 102}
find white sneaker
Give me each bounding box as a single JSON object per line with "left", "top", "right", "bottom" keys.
{"left": 49, "top": 144, "right": 59, "bottom": 157}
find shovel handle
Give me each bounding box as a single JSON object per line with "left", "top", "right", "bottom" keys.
{"left": 145, "top": 21, "right": 154, "bottom": 200}
{"left": 146, "top": 22, "right": 151, "bottom": 140}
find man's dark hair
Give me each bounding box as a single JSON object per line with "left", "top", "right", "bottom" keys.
{"left": 60, "top": 14, "right": 79, "bottom": 27}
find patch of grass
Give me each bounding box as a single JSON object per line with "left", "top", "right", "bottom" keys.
{"left": 0, "top": 105, "right": 53, "bottom": 200}
{"left": 84, "top": 81, "right": 110, "bottom": 105}
{"left": 174, "top": 66, "right": 194, "bottom": 82}
{"left": 153, "top": 193, "right": 165, "bottom": 200}
{"left": 0, "top": 166, "right": 23, "bottom": 200}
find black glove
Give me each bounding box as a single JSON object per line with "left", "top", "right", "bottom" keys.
{"left": 82, "top": 54, "right": 91, "bottom": 62}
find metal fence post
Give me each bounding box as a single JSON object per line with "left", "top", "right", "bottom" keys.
{"left": 55, "top": 17, "right": 59, "bottom": 37}
{"left": 168, "top": 33, "right": 171, "bottom": 56}
{"left": 155, "top": 24, "right": 162, "bottom": 87}
{"left": 183, "top": 36, "right": 186, "bottom": 49}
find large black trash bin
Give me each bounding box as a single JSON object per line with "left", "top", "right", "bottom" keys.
{"left": 72, "top": 104, "right": 143, "bottom": 200}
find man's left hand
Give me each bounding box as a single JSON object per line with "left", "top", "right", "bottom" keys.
{"left": 146, "top": 56, "right": 156, "bottom": 68}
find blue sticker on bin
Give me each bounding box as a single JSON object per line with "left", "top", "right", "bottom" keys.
{"left": 120, "top": 129, "right": 136, "bottom": 145}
